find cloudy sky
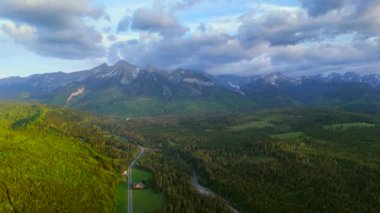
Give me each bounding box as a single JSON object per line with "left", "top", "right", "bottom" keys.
{"left": 1, "top": 0, "right": 380, "bottom": 78}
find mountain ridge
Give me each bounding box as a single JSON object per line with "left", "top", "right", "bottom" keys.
{"left": 1, "top": 60, "right": 380, "bottom": 116}
{"left": 2, "top": 60, "right": 380, "bottom": 90}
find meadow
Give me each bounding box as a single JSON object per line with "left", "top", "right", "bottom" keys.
{"left": 132, "top": 167, "right": 165, "bottom": 213}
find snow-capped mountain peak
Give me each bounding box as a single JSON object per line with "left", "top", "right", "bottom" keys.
{"left": 260, "top": 73, "right": 299, "bottom": 86}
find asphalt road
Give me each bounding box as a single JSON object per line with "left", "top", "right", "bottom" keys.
{"left": 127, "top": 146, "right": 145, "bottom": 213}
{"left": 192, "top": 172, "right": 239, "bottom": 213}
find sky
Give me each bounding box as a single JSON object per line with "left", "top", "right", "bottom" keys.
{"left": 0, "top": 0, "right": 380, "bottom": 78}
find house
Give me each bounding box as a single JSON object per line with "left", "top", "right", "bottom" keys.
{"left": 133, "top": 182, "right": 145, "bottom": 189}
{"left": 122, "top": 170, "right": 128, "bottom": 176}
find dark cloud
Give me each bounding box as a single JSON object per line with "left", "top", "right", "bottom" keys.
{"left": 300, "top": 0, "right": 380, "bottom": 17}
{"left": 197, "top": 23, "right": 213, "bottom": 32}
{"left": 107, "top": 32, "right": 245, "bottom": 71}
{"left": 238, "top": 0, "right": 380, "bottom": 47}
{"left": 300, "top": 0, "right": 350, "bottom": 17}
{"left": 238, "top": 10, "right": 318, "bottom": 46}
{"left": 0, "top": 0, "right": 105, "bottom": 29}
{"left": 238, "top": 10, "right": 349, "bottom": 47}
{"left": 110, "top": 37, "right": 380, "bottom": 75}
{"left": 107, "top": 35, "right": 118, "bottom": 42}
{"left": 0, "top": 0, "right": 107, "bottom": 59}
{"left": 117, "top": 15, "right": 131, "bottom": 33}
{"left": 197, "top": 23, "right": 207, "bottom": 32}
{"left": 131, "top": 8, "right": 188, "bottom": 38}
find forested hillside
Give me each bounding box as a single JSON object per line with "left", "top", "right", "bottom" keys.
{"left": 126, "top": 109, "right": 380, "bottom": 212}
{"left": 2, "top": 102, "right": 380, "bottom": 212}
{"left": 0, "top": 102, "right": 137, "bottom": 212}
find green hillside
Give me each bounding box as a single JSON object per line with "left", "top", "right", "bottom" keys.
{"left": 0, "top": 102, "right": 136, "bottom": 212}
{"left": 70, "top": 93, "right": 257, "bottom": 118}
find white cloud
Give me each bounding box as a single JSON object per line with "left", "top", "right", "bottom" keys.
{"left": 2, "top": 22, "right": 36, "bottom": 42}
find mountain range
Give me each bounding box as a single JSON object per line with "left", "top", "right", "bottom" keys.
{"left": 1, "top": 60, "right": 380, "bottom": 116}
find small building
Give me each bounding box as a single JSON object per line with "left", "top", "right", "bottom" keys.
{"left": 133, "top": 182, "right": 145, "bottom": 189}
{"left": 122, "top": 170, "right": 128, "bottom": 176}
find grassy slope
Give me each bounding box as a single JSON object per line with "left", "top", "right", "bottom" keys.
{"left": 114, "top": 181, "right": 128, "bottom": 213}
{"left": 323, "top": 122, "right": 376, "bottom": 130}
{"left": 133, "top": 167, "right": 153, "bottom": 181}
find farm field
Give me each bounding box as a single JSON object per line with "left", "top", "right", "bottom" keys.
{"left": 133, "top": 188, "right": 165, "bottom": 213}
{"left": 271, "top": 132, "right": 305, "bottom": 140}
{"left": 132, "top": 167, "right": 165, "bottom": 213}
{"left": 323, "top": 122, "right": 376, "bottom": 131}
{"left": 114, "top": 180, "right": 128, "bottom": 213}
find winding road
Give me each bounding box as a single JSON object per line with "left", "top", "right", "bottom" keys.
{"left": 127, "top": 146, "right": 145, "bottom": 213}
{"left": 192, "top": 173, "right": 239, "bottom": 213}
{"left": 124, "top": 147, "right": 237, "bottom": 213}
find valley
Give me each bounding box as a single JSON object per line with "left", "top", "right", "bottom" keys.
{"left": 2, "top": 0, "right": 380, "bottom": 212}
{"left": 127, "top": 109, "right": 380, "bottom": 212}
{"left": 1, "top": 101, "right": 380, "bottom": 212}
{"left": 1, "top": 62, "right": 380, "bottom": 213}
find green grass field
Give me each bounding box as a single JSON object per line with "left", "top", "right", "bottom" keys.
{"left": 323, "top": 122, "right": 376, "bottom": 131}
{"left": 230, "top": 120, "right": 272, "bottom": 131}
{"left": 114, "top": 180, "right": 128, "bottom": 213}
{"left": 133, "top": 188, "right": 165, "bottom": 213}
{"left": 132, "top": 167, "right": 153, "bottom": 182}
{"left": 132, "top": 167, "right": 165, "bottom": 213}
{"left": 271, "top": 132, "right": 305, "bottom": 140}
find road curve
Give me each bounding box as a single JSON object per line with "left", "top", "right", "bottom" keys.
{"left": 192, "top": 172, "right": 239, "bottom": 213}
{"left": 127, "top": 146, "right": 145, "bottom": 213}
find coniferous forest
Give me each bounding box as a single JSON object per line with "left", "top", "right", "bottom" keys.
{"left": 124, "top": 109, "right": 380, "bottom": 212}
{"left": 1, "top": 102, "right": 380, "bottom": 212}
